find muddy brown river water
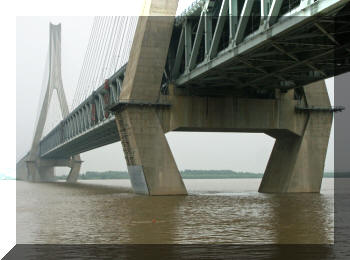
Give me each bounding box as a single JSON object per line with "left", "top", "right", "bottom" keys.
{"left": 16, "top": 178, "right": 334, "bottom": 244}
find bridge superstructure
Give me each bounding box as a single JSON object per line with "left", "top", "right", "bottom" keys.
{"left": 17, "top": 0, "right": 350, "bottom": 195}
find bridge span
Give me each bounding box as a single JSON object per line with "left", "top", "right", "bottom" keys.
{"left": 17, "top": 0, "right": 350, "bottom": 195}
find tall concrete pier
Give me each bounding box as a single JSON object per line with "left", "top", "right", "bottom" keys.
{"left": 115, "top": 0, "right": 187, "bottom": 195}
{"left": 259, "top": 81, "right": 333, "bottom": 192}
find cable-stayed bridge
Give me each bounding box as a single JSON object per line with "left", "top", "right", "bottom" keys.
{"left": 17, "top": 0, "right": 350, "bottom": 195}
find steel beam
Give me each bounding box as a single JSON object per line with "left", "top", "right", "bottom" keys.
{"left": 172, "top": 26, "right": 185, "bottom": 78}
{"left": 208, "top": 0, "right": 229, "bottom": 59}
{"left": 261, "top": 0, "right": 272, "bottom": 22}
{"left": 234, "top": 0, "right": 255, "bottom": 45}
{"left": 204, "top": 9, "right": 213, "bottom": 56}
{"left": 242, "top": 44, "right": 348, "bottom": 87}
{"left": 184, "top": 18, "right": 192, "bottom": 69}
{"left": 229, "top": 0, "right": 238, "bottom": 41}
{"left": 189, "top": 11, "right": 205, "bottom": 70}
{"left": 270, "top": 42, "right": 327, "bottom": 77}
{"left": 267, "top": 0, "right": 283, "bottom": 26}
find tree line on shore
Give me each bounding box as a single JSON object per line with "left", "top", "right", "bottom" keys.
{"left": 55, "top": 170, "right": 339, "bottom": 180}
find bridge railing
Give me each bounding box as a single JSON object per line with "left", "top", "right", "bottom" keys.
{"left": 39, "top": 64, "right": 127, "bottom": 157}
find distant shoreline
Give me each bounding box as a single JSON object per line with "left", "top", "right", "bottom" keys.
{"left": 54, "top": 170, "right": 345, "bottom": 180}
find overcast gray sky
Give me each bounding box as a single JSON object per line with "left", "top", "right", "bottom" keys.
{"left": 16, "top": 3, "right": 335, "bottom": 176}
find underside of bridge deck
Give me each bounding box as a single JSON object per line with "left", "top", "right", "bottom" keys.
{"left": 170, "top": 0, "right": 350, "bottom": 95}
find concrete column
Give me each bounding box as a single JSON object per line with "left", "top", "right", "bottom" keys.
{"left": 26, "top": 161, "right": 55, "bottom": 182}
{"left": 259, "top": 80, "right": 333, "bottom": 192}
{"left": 115, "top": 107, "right": 187, "bottom": 195}
{"left": 120, "top": 10, "right": 179, "bottom": 102}
{"left": 24, "top": 156, "right": 81, "bottom": 183}
{"left": 26, "top": 161, "right": 41, "bottom": 182}
{"left": 38, "top": 166, "right": 55, "bottom": 182}
{"left": 115, "top": 0, "right": 186, "bottom": 195}
{"left": 66, "top": 156, "right": 82, "bottom": 183}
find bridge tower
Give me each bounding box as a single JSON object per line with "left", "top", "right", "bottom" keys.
{"left": 25, "top": 23, "right": 81, "bottom": 182}
{"left": 115, "top": 0, "right": 187, "bottom": 195}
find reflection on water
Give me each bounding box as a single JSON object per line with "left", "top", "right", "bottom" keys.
{"left": 16, "top": 178, "right": 333, "bottom": 244}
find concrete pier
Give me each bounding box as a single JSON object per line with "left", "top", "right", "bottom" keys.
{"left": 154, "top": 80, "right": 331, "bottom": 194}
{"left": 16, "top": 155, "right": 82, "bottom": 182}
{"left": 66, "top": 155, "right": 82, "bottom": 183}
{"left": 116, "top": 107, "right": 186, "bottom": 195}
{"left": 259, "top": 81, "right": 333, "bottom": 192}
{"left": 116, "top": 0, "right": 187, "bottom": 195}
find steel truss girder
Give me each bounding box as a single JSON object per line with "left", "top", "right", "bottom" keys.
{"left": 40, "top": 65, "right": 127, "bottom": 157}
{"left": 40, "top": 0, "right": 350, "bottom": 158}
{"left": 172, "top": 0, "right": 350, "bottom": 87}
{"left": 40, "top": 61, "right": 170, "bottom": 158}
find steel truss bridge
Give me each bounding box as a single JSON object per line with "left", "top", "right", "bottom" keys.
{"left": 39, "top": 0, "right": 350, "bottom": 159}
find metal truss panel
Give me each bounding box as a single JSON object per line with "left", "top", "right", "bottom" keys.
{"left": 175, "top": 0, "right": 350, "bottom": 88}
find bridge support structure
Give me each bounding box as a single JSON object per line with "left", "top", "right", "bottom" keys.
{"left": 115, "top": 0, "right": 332, "bottom": 195}
{"left": 19, "top": 23, "right": 82, "bottom": 182}
{"left": 162, "top": 80, "right": 332, "bottom": 194}
{"left": 115, "top": 107, "right": 187, "bottom": 195}
{"left": 25, "top": 156, "right": 82, "bottom": 182}
{"left": 259, "top": 81, "right": 333, "bottom": 192}
{"left": 115, "top": 78, "right": 332, "bottom": 195}
{"left": 115, "top": 0, "right": 187, "bottom": 195}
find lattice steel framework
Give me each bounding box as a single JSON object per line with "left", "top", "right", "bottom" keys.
{"left": 40, "top": 0, "right": 350, "bottom": 159}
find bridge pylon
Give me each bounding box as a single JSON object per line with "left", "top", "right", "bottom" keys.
{"left": 23, "top": 23, "right": 81, "bottom": 182}
{"left": 115, "top": 0, "right": 187, "bottom": 195}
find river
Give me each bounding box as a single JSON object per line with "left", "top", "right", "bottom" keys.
{"left": 16, "top": 178, "right": 334, "bottom": 244}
